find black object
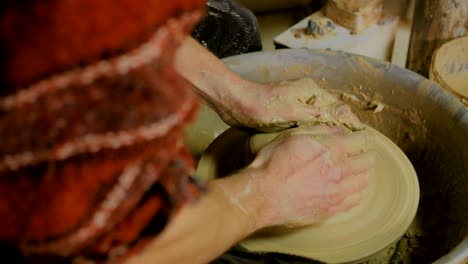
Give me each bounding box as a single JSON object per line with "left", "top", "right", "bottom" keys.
{"left": 192, "top": 0, "right": 262, "bottom": 58}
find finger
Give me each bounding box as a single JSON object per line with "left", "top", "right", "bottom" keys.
{"left": 310, "top": 131, "right": 372, "bottom": 165}
{"left": 273, "top": 125, "right": 344, "bottom": 155}
{"left": 332, "top": 103, "right": 365, "bottom": 131}
{"left": 342, "top": 112, "right": 365, "bottom": 131}
{"left": 341, "top": 152, "right": 375, "bottom": 176}
{"left": 331, "top": 171, "right": 369, "bottom": 197}
{"left": 316, "top": 152, "right": 344, "bottom": 184}
{"left": 327, "top": 192, "right": 363, "bottom": 216}
{"left": 318, "top": 130, "right": 374, "bottom": 156}
{"left": 282, "top": 134, "right": 325, "bottom": 158}
{"left": 249, "top": 136, "right": 284, "bottom": 168}
{"left": 250, "top": 125, "right": 343, "bottom": 154}
{"left": 253, "top": 134, "right": 325, "bottom": 168}
{"left": 288, "top": 124, "right": 345, "bottom": 137}
{"left": 339, "top": 130, "right": 374, "bottom": 155}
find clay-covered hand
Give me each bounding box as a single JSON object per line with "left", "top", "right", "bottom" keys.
{"left": 220, "top": 78, "right": 364, "bottom": 132}
{"left": 246, "top": 125, "right": 374, "bottom": 228}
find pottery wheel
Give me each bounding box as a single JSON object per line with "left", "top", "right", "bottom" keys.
{"left": 196, "top": 125, "right": 420, "bottom": 264}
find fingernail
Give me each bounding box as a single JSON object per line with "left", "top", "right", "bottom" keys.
{"left": 328, "top": 166, "right": 343, "bottom": 183}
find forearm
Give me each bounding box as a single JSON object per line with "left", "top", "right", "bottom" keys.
{"left": 125, "top": 171, "right": 262, "bottom": 264}
{"left": 174, "top": 37, "right": 257, "bottom": 114}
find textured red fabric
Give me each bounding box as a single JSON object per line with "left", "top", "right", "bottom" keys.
{"left": 87, "top": 146, "right": 202, "bottom": 259}
{"left": 0, "top": 0, "right": 205, "bottom": 261}
{"left": 0, "top": 62, "right": 197, "bottom": 171}
{"left": 0, "top": 0, "right": 205, "bottom": 89}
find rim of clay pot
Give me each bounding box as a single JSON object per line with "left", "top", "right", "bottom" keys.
{"left": 430, "top": 36, "right": 468, "bottom": 106}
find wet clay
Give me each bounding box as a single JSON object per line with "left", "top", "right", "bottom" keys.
{"left": 259, "top": 78, "right": 365, "bottom": 132}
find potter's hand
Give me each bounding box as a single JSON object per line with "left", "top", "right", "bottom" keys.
{"left": 175, "top": 39, "right": 363, "bottom": 133}
{"left": 221, "top": 78, "right": 365, "bottom": 133}
{"left": 246, "top": 126, "right": 374, "bottom": 228}
{"left": 125, "top": 126, "right": 373, "bottom": 264}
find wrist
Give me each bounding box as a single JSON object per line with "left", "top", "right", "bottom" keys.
{"left": 221, "top": 80, "right": 267, "bottom": 124}
{"left": 208, "top": 169, "right": 268, "bottom": 235}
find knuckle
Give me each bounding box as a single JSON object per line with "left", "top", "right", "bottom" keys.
{"left": 324, "top": 207, "right": 336, "bottom": 217}
{"left": 353, "top": 179, "right": 365, "bottom": 192}
{"left": 327, "top": 191, "right": 345, "bottom": 205}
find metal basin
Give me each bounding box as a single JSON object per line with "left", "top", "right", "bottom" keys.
{"left": 187, "top": 49, "right": 468, "bottom": 263}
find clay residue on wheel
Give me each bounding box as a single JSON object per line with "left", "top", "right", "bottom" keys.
{"left": 218, "top": 49, "right": 468, "bottom": 263}
{"left": 323, "top": 54, "right": 464, "bottom": 263}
